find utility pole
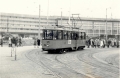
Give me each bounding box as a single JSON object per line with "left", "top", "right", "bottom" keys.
{"left": 69, "top": 0, "right": 71, "bottom": 29}
{"left": 93, "top": 21, "right": 94, "bottom": 37}
{"left": 7, "top": 17, "right": 9, "bottom": 33}
{"left": 61, "top": 8, "right": 62, "bottom": 26}
{"left": 105, "top": 8, "right": 107, "bottom": 40}
{"left": 38, "top": 5, "right": 41, "bottom": 40}
{"left": 47, "top": 0, "right": 49, "bottom": 26}
{"left": 117, "top": 22, "right": 119, "bottom": 35}
{"left": 99, "top": 24, "right": 100, "bottom": 39}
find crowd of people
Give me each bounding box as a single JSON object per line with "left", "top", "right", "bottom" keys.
{"left": 86, "top": 38, "right": 119, "bottom": 48}
{"left": 1, "top": 35, "right": 119, "bottom": 49}
{"left": 0, "top": 36, "right": 41, "bottom": 48}
{"left": 8, "top": 36, "right": 22, "bottom": 47}
{"left": 0, "top": 36, "right": 22, "bottom": 47}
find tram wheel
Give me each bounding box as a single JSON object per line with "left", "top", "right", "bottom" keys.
{"left": 59, "top": 49, "right": 64, "bottom": 54}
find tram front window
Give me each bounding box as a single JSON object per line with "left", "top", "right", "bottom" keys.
{"left": 43, "top": 30, "right": 53, "bottom": 40}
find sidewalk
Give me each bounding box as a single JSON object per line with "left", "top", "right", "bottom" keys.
{"left": 0, "top": 46, "right": 52, "bottom": 78}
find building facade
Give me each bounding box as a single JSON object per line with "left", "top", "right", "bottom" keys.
{"left": 57, "top": 17, "right": 120, "bottom": 37}
{"left": 0, "top": 13, "right": 120, "bottom": 38}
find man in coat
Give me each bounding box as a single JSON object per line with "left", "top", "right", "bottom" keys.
{"left": 37, "top": 38, "right": 40, "bottom": 48}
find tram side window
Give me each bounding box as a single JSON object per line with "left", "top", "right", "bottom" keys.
{"left": 53, "top": 30, "right": 57, "bottom": 39}
{"left": 68, "top": 31, "right": 71, "bottom": 40}
{"left": 79, "top": 32, "right": 81, "bottom": 40}
{"left": 81, "top": 32, "right": 83, "bottom": 39}
{"left": 71, "top": 32, "right": 77, "bottom": 40}
{"left": 84, "top": 32, "right": 86, "bottom": 39}
{"left": 76, "top": 32, "right": 79, "bottom": 40}
{"left": 44, "top": 30, "right": 53, "bottom": 40}
{"left": 58, "top": 30, "right": 63, "bottom": 40}
{"left": 81, "top": 32, "right": 84, "bottom": 40}
{"left": 63, "top": 31, "right": 68, "bottom": 40}
{"left": 71, "top": 32, "right": 74, "bottom": 40}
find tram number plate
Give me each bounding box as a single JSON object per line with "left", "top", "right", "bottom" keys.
{"left": 68, "top": 40, "right": 71, "bottom": 44}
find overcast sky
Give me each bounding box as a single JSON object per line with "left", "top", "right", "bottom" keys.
{"left": 0, "top": 0, "right": 120, "bottom": 19}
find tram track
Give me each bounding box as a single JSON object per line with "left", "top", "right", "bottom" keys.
{"left": 25, "top": 49, "right": 91, "bottom": 78}
{"left": 24, "top": 48, "right": 119, "bottom": 78}
{"left": 54, "top": 54, "right": 91, "bottom": 78}
{"left": 105, "top": 54, "right": 119, "bottom": 68}
{"left": 25, "top": 49, "right": 62, "bottom": 78}
{"left": 37, "top": 51, "right": 89, "bottom": 78}
{"left": 77, "top": 49, "right": 119, "bottom": 78}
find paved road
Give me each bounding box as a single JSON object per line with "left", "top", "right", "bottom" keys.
{"left": 0, "top": 46, "right": 119, "bottom": 78}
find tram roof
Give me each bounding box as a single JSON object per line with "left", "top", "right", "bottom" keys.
{"left": 42, "top": 25, "right": 85, "bottom": 32}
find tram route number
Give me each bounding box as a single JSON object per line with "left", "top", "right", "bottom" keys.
{"left": 68, "top": 40, "right": 71, "bottom": 44}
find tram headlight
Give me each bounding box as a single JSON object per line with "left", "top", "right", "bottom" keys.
{"left": 46, "top": 45, "right": 49, "bottom": 47}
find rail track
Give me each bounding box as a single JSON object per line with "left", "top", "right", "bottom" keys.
{"left": 24, "top": 48, "right": 119, "bottom": 78}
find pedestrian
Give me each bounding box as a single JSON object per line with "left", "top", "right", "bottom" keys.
{"left": 34, "top": 38, "right": 37, "bottom": 48}
{"left": 100, "top": 39, "right": 103, "bottom": 48}
{"left": 8, "top": 37, "right": 12, "bottom": 47}
{"left": 92, "top": 39, "right": 95, "bottom": 48}
{"left": 107, "top": 40, "right": 110, "bottom": 48}
{"left": 94, "top": 39, "right": 97, "bottom": 48}
{"left": 16, "top": 37, "right": 18, "bottom": 47}
{"left": 97, "top": 39, "right": 100, "bottom": 48}
{"left": 87, "top": 39, "right": 90, "bottom": 48}
{"left": 111, "top": 39, "right": 114, "bottom": 47}
{"left": 103, "top": 39, "right": 106, "bottom": 48}
{"left": 90, "top": 39, "right": 94, "bottom": 48}
{"left": 11, "top": 37, "right": 16, "bottom": 47}
{"left": 37, "top": 38, "right": 40, "bottom": 48}
{"left": 18, "top": 37, "right": 22, "bottom": 46}
{"left": 116, "top": 40, "right": 119, "bottom": 48}
{"left": 1, "top": 37, "right": 3, "bottom": 47}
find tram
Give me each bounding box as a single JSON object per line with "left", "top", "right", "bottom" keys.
{"left": 42, "top": 26, "right": 86, "bottom": 53}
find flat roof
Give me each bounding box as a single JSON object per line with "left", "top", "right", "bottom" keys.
{"left": 57, "top": 17, "right": 120, "bottom": 22}
{"left": 1, "top": 12, "right": 120, "bottom": 22}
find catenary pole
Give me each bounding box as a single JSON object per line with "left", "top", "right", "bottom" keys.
{"left": 61, "top": 8, "right": 62, "bottom": 26}
{"left": 38, "top": 5, "right": 41, "bottom": 39}
{"left": 47, "top": 0, "right": 49, "bottom": 26}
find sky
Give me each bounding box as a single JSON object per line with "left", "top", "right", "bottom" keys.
{"left": 0, "top": 0, "right": 120, "bottom": 19}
